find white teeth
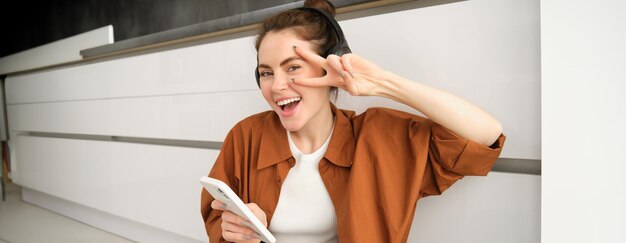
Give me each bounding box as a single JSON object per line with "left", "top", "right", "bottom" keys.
{"left": 277, "top": 97, "right": 302, "bottom": 106}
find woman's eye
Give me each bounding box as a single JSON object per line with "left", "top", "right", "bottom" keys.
{"left": 259, "top": 71, "right": 273, "bottom": 77}
{"left": 287, "top": 65, "right": 300, "bottom": 72}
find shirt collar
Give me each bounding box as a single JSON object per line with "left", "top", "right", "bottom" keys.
{"left": 324, "top": 104, "right": 356, "bottom": 167}
{"left": 257, "top": 103, "right": 355, "bottom": 170}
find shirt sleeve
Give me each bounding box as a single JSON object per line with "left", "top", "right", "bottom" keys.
{"left": 356, "top": 107, "right": 505, "bottom": 199}
{"left": 419, "top": 119, "right": 506, "bottom": 197}
{"left": 200, "top": 126, "right": 242, "bottom": 243}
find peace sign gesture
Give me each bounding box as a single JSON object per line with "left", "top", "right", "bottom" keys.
{"left": 291, "top": 45, "right": 388, "bottom": 97}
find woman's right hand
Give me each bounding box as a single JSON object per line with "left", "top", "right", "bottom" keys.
{"left": 210, "top": 200, "right": 268, "bottom": 242}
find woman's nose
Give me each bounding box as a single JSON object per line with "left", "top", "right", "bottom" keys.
{"left": 271, "top": 73, "right": 290, "bottom": 91}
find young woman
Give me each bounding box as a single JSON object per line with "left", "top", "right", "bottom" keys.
{"left": 201, "top": 0, "right": 505, "bottom": 242}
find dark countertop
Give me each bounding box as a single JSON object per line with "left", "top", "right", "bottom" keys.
{"left": 80, "top": 0, "right": 379, "bottom": 58}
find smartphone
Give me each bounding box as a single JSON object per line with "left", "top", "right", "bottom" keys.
{"left": 200, "top": 176, "right": 276, "bottom": 243}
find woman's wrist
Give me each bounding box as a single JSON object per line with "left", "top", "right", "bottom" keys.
{"left": 374, "top": 70, "right": 413, "bottom": 104}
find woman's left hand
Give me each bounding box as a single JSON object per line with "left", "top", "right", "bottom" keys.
{"left": 292, "top": 45, "right": 387, "bottom": 97}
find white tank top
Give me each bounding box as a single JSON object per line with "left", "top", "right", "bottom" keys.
{"left": 268, "top": 130, "right": 338, "bottom": 243}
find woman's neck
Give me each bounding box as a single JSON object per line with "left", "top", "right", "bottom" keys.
{"left": 289, "top": 104, "right": 334, "bottom": 154}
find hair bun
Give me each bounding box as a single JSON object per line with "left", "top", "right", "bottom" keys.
{"left": 304, "top": 0, "right": 336, "bottom": 17}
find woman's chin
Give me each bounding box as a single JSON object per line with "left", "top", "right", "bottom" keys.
{"left": 279, "top": 119, "right": 303, "bottom": 132}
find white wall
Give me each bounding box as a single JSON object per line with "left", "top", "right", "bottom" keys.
{"left": 541, "top": 1, "right": 626, "bottom": 242}
{"left": 4, "top": 0, "right": 541, "bottom": 242}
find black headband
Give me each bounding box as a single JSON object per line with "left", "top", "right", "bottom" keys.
{"left": 254, "top": 6, "right": 352, "bottom": 87}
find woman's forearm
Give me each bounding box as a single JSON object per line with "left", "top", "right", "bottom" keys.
{"left": 375, "top": 71, "right": 502, "bottom": 146}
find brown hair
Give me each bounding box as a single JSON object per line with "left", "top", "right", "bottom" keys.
{"left": 255, "top": 0, "right": 339, "bottom": 100}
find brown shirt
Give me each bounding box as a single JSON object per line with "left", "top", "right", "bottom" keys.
{"left": 200, "top": 104, "right": 506, "bottom": 243}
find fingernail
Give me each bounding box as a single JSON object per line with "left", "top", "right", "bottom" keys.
{"left": 220, "top": 203, "right": 227, "bottom": 210}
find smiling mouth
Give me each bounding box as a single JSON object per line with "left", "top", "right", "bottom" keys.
{"left": 277, "top": 97, "right": 302, "bottom": 111}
